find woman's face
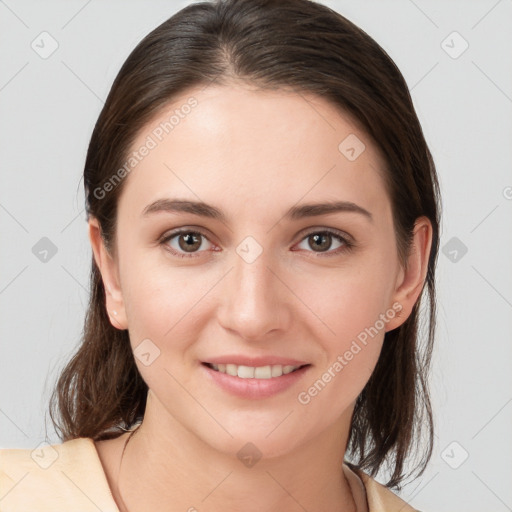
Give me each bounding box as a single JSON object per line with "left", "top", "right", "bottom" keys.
{"left": 92, "top": 82, "right": 428, "bottom": 458}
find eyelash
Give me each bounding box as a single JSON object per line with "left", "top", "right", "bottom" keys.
{"left": 159, "top": 228, "right": 354, "bottom": 259}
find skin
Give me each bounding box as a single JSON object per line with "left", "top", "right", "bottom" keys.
{"left": 90, "top": 81, "right": 432, "bottom": 512}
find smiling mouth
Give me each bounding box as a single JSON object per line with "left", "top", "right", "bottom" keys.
{"left": 202, "top": 362, "right": 310, "bottom": 379}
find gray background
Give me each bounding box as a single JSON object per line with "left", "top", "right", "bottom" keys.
{"left": 1, "top": 1, "right": 511, "bottom": 511}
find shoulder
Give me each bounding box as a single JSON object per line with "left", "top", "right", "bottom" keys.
{"left": 345, "top": 464, "right": 419, "bottom": 512}
{"left": 0, "top": 437, "right": 119, "bottom": 511}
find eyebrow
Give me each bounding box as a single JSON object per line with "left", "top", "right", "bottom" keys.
{"left": 142, "top": 198, "right": 373, "bottom": 222}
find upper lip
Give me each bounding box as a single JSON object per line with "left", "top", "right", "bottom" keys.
{"left": 203, "top": 355, "right": 310, "bottom": 367}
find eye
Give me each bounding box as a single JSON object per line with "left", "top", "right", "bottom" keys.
{"left": 294, "top": 229, "right": 354, "bottom": 256}
{"left": 160, "top": 227, "right": 354, "bottom": 259}
{"left": 160, "top": 229, "right": 215, "bottom": 258}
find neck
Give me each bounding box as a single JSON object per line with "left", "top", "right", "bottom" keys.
{"left": 113, "top": 393, "right": 361, "bottom": 512}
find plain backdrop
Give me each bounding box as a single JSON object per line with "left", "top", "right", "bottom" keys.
{"left": 1, "top": 1, "right": 511, "bottom": 511}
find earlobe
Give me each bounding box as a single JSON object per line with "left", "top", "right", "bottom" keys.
{"left": 88, "top": 217, "right": 128, "bottom": 330}
{"left": 386, "top": 217, "right": 433, "bottom": 332}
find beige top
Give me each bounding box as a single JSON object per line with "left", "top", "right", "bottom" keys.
{"left": 0, "top": 437, "right": 417, "bottom": 511}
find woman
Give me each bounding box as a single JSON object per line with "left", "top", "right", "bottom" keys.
{"left": 0, "top": 0, "right": 440, "bottom": 510}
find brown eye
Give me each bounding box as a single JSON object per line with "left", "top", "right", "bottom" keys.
{"left": 177, "top": 232, "right": 203, "bottom": 252}
{"left": 295, "top": 229, "right": 353, "bottom": 257}
{"left": 308, "top": 233, "right": 333, "bottom": 252}
{"left": 161, "top": 229, "right": 214, "bottom": 258}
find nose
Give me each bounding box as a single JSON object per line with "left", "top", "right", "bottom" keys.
{"left": 217, "top": 247, "right": 292, "bottom": 342}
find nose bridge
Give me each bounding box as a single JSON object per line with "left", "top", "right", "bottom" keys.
{"left": 218, "top": 237, "right": 289, "bottom": 339}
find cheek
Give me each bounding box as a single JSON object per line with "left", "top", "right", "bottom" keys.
{"left": 294, "top": 272, "right": 390, "bottom": 418}
{"left": 312, "top": 253, "right": 397, "bottom": 344}
{"left": 297, "top": 249, "right": 396, "bottom": 403}
{"left": 121, "top": 252, "right": 222, "bottom": 362}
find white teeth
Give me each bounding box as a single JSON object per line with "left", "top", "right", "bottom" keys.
{"left": 271, "top": 365, "right": 282, "bottom": 377}
{"left": 238, "top": 365, "right": 255, "bottom": 378}
{"left": 254, "top": 366, "right": 272, "bottom": 379}
{"left": 226, "top": 364, "right": 238, "bottom": 377}
{"left": 208, "top": 363, "right": 302, "bottom": 378}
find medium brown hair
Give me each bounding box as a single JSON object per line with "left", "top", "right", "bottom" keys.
{"left": 49, "top": 0, "right": 441, "bottom": 489}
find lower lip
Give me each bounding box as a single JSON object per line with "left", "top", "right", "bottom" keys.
{"left": 201, "top": 363, "right": 311, "bottom": 399}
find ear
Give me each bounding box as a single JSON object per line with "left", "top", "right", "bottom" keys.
{"left": 88, "top": 217, "right": 128, "bottom": 330}
{"left": 385, "top": 216, "right": 433, "bottom": 332}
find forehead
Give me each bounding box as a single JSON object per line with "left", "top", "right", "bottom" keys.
{"left": 117, "top": 83, "right": 389, "bottom": 223}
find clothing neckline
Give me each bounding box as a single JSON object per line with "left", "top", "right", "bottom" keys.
{"left": 90, "top": 432, "right": 369, "bottom": 512}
